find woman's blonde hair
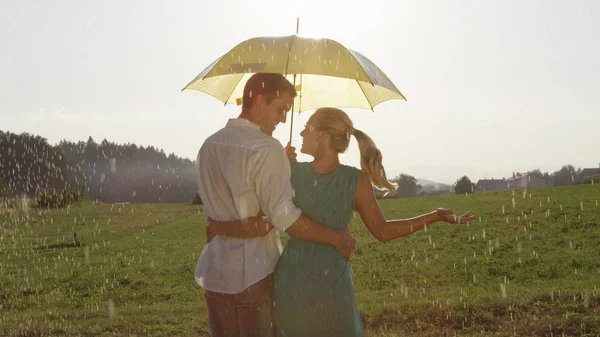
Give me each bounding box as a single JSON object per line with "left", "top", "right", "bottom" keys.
{"left": 315, "top": 107, "right": 397, "bottom": 191}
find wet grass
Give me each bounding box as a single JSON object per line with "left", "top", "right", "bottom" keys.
{"left": 1, "top": 184, "right": 600, "bottom": 336}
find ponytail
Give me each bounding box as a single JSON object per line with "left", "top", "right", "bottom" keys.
{"left": 353, "top": 129, "right": 397, "bottom": 191}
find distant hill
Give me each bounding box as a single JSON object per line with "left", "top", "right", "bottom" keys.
{"left": 416, "top": 178, "right": 445, "bottom": 187}
{"left": 417, "top": 178, "right": 454, "bottom": 194}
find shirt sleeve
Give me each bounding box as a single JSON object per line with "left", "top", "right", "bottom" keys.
{"left": 251, "top": 142, "right": 302, "bottom": 232}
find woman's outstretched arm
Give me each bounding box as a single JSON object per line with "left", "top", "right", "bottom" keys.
{"left": 354, "top": 172, "right": 476, "bottom": 243}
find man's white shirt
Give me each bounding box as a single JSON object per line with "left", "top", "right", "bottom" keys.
{"left": 194, "top": 118, "right": 302, "bottom": 294}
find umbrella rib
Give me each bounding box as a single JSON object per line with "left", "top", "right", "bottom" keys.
{"left": 284, "top": 35, "right": 295, "bottom": 76}
{"left": 356, "top": 80, "right": 374, "bottom": 112}
{"left": 181, "top": 55, "right": 225, "bottom": 92}
{"left": 222, "top": 74, "right": 246, "bottom": 106}
{"left": 346, "top": 49, "right": 375, "bottom": 87}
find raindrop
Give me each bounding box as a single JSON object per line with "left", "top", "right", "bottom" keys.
{"left": 107, "top": 299, "right": 116, "bottom": 319}
{"left": 580, "top": 292, "right": 591, "bottom": 308}
{"left": 580, "top": 202, "right": 583, "bottom": 210}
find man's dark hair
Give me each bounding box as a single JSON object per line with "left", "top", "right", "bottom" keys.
{"left": 242, "top": 73, "right": 297, "bottom": 110}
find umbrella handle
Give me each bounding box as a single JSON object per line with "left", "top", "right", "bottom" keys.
{"left": 289, "top": 109, "right": 294, "bottom": 144}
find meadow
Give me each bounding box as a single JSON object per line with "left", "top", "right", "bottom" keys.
{"left": 1, "top": 184, "right": 599, "bottom": 336}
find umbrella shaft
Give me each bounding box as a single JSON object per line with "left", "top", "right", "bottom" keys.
{"left": 289, "top": 74, "right": 297, "bottom": 144}
{"left": 289, "top": 17, "right": 299, "bottom": 145}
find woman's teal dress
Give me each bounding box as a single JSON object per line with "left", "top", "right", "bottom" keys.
{"left": 273, "top": 162, "right": 364, "bottom": 337}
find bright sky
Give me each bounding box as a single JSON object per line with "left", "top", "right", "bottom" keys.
{"left": 1, "top": 0, "right": 599, "bottom": 184}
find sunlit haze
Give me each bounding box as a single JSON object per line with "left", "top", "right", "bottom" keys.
{"left": 1, "top": 0, "right": 598, "bottom": 183}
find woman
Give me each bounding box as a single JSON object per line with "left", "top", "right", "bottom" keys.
{"left": 208, "top": 107, "right": 476, "bottom": 336}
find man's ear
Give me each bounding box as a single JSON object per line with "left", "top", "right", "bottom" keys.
{"left": 254, "top": 94, "right": 266, "bottom": 108}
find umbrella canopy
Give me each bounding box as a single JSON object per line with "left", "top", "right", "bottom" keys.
{"left": 182, "top": 35, "right": 406, "bottom": 112}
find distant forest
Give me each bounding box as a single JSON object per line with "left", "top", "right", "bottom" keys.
{"left": 0, "top": 130, "right": 196, "bottom": 203}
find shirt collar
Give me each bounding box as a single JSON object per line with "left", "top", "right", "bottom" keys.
{"left": 226, "top": 118, "right": 261, "bottom": 131}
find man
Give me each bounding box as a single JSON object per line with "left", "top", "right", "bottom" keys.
{"left": 194, "top": 73, "right": 356, "bottom": 337}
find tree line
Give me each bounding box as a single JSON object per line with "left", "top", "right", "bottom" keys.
{"left": 2, "top": 129, "right": 597, "bottom": 204}
{"left": 454, "top": 165, "right": 599, "bottom": 195}
{"left": 382, "top": 165, "right": 599, "bottom": 199}
{"left": 1, "top": 130, "right": 196, "bottom": 204}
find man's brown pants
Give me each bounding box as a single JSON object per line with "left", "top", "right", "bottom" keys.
{"left": 204, "top": 274, "right": 275, "bottom": 337}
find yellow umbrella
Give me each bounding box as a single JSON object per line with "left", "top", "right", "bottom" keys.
{"left": 182, "top": 34, "right": 406, "bottom": 142}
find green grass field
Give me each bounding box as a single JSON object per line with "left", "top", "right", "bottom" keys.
{"left": 1, "top": 184, "right": 600, "bottom": 336}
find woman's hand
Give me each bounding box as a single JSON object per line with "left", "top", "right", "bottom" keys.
{"left": 206, "top": 217, "right": 217, "bottom": 243}
{"left": 335, "top": 226, "right": 356, "bottom": 260}
{"left": 436, "top": 208, "right": 477, "bottom": 225}
{"left": 285, "top": 142, "right": 297, "bottom": 162}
